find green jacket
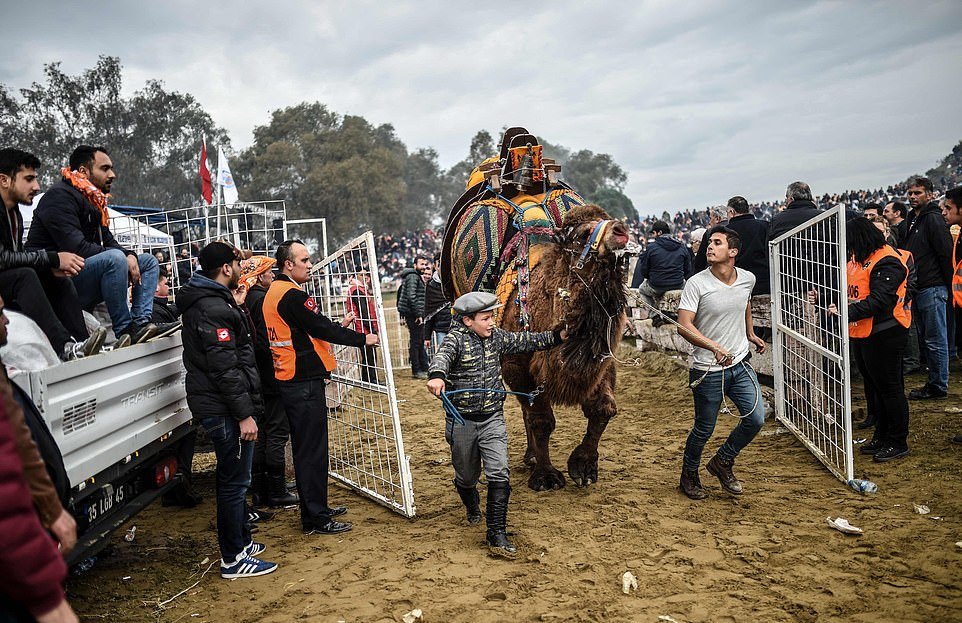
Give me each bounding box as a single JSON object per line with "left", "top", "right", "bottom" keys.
{"left": 396, "top": 268, "right": 425, "bottom": 317}
{"left": 429, "top": 323, "right": 561, "bottom": 419}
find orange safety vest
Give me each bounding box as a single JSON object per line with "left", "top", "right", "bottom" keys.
{"left": 263, "top": 280, "right": 336, "bottom": 381}
{"left": 847, "top": 245, "right": 911, "bottom": 338}
{"left": 953, "top": 233, "right": 962, "bottom": 308}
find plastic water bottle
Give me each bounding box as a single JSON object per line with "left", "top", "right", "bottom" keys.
{"left": 848, "top": 478, "right": 878, "bottom": 495}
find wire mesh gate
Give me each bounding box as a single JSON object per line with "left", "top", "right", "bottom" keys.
{"left": 304, "top": 232, "right": 416, "bottom": 517}
{"left": 770, "top": 205, "right": 853, "bottom": 482}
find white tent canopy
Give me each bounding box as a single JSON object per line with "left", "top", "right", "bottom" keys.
{"left": 22, "top": 193, "right": 174, "bottom": 253}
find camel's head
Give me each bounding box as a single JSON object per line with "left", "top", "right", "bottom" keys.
{"left": 554, "top": 205, "right": 635, "bottom": 266}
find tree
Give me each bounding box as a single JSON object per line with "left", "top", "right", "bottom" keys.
{"left": 1, "top": 56, "right": 230, "bottom": 209}
{"left": 235, "top": 104, "right": 444, "bottom": 244}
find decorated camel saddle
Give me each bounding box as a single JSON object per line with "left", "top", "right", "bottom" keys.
{"left": 440, "top": 128, "right": 587, "bottom": 327}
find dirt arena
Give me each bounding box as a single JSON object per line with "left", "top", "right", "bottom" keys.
{"left": 69, "top": 352, "right": 962, "bottom": 622}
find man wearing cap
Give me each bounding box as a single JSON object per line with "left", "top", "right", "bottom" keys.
{"left": 264, "top": 240, "right": 379, "bottom": 536}
{"left": 427, "top": 291, "right": 564, "bottom": 556}
{"left": 242, "top": 255, "right": 298, "bottom": 508}
{"left": 178, "top": 241, "right": 277, "bottom": 579}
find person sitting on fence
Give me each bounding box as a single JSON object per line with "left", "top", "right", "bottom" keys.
{"left": 426, "top": 292, "right": 566, "bottom": 557}
{"left": 0, "top": 148, "right": 106, "bottom": 362}
{"left": 825, "top": 218, "right": 912, "bottom": 462}
{"left": 676, "top": 226, "right": 767, "bottom": 500}
{"left": 631, "top": 220, "right": 692, "bottom": 323}
{"left": 25, "top": 145, "right": 177, "bottom": 346}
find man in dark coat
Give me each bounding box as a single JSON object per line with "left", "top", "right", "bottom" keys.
{"left": 692, "top": 206, "right": 728, "bottom": 272}
{"left": 769, "top": 181, "right": 822, "bottom": 240}
{"left": 423, "top": 267, "right": 451, "bottom": 354}
{"left": 26, "top": 145, "right": 170, "bottom": 345}
{"left": 178, "top": 241, "right": 277, "bottom": 579}
{"left": 396, "top": 256, "right": 429, "bottom": 378}
{"left": 725, "top": 196, "right": 770, "bottom": 296}
{"left": 0, "top": 148, "right": 104, "bottom": 360}
{"left": 902, "top": 176, "right": 952, "bottom": 400}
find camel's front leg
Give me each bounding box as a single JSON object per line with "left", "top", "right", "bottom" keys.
{"left": 568, "top": 373, "right": 617, "bottom": 486}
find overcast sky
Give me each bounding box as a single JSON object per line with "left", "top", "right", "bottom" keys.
{"left": 3, "top": 1, "right": 961, "bottom": 216}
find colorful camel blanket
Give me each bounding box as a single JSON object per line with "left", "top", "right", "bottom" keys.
{"left": 447, "top": 187, "right": 585, "bottom": 324}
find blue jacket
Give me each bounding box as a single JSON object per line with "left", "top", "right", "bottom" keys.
{"left": 632, "top": 235, "right": 692, "bottom": 290}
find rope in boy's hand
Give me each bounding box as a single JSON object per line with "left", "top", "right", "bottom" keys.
{"left": 438, "top": 388, "right": 538, "bottom": 426}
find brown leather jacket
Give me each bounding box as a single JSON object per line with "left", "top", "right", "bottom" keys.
{"left": 1, "top": 370, "right": 63, "bottom": 527}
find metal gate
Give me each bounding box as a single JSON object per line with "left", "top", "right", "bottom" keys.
{"left": 305, "top": 232, "right": 416, "bottom": 517}
{"left": 770, "top": 205, "right": 853, "bottom": 482}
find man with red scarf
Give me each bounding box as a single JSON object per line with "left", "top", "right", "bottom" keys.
{"left": 27, "top": 145, "right": 172, "bottom": 345}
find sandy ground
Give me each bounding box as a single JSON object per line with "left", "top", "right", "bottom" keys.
{"left": 69, "top": 352, "right": 962, "bottom": 623}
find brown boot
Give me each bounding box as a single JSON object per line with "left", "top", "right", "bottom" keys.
{"left": 679, "top": 469, "right": 708, "bottom": 500}
{"left": 706, "top": 455, "right": 743, "bottom": 495}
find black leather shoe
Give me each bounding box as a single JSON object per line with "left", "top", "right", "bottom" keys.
{"left": 908, "top": 386, "right": 947, "bottom": 400}
{"left": 304, "top": 520, "right": 353, "bottom": 535}
{"left": 859, "top": 439, "right": 883, "bottom": 455}
{"left": 855, "top": 417, "right": 876, "bottom": 430}
{"left": 327, "top": 506, "right": 348, "bottom": 517}
{"left": 873, "top": 446, "right": 910, "bottom": 462}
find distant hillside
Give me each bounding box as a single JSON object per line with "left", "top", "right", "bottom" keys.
{"left": 926, "top": 140, "right": 962, "bottom": 188}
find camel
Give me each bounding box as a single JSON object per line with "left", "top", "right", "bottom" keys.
{"left": 440, "top": 129, "right": 634, "bottom": 491}
{"left": 500, "top": 205, "right": 631, "bottom": 490}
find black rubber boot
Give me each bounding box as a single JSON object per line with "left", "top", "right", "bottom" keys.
{"left": 485, "top": 482, "right": 517, "bottom": 557}
{"left": 267, "top": 465, "right": 300, "bottom": 508}
{"left": 455, "top": 484, "right": 482, "bottom": 525}
{"left": 250, "top": 462, "right": 268, "bottom": 507}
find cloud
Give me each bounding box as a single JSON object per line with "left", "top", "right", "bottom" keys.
{"left": 4, "top": 0, "right": 961, "bottom": 215}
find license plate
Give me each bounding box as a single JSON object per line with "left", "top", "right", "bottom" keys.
{"left": 82, "top": 481, "right": 136, "bottom": 527}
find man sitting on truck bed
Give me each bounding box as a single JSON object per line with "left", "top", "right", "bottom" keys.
{"left": 0, "top": 148, "right": 106, "bottom": 361}
{"left": 25, "top": 145, "right": 177, "bottom": 346}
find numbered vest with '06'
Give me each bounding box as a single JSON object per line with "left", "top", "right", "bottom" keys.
{"left": 263, "top": 279, "right": 336, "bottom": 380}
{"left": 846, "top": 245, "right": 911, "bottom": 339}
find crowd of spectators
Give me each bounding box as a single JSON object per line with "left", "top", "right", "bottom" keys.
{"left": 375, "top": 230, "right": 442, "bottom": 287}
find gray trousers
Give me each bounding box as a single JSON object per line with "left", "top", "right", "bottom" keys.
{"left": 445, "top": 413, "right": 510, "bottom": 487}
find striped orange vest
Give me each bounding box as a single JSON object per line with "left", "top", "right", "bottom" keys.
{"left": 263, "top": 280, "right": 336, "bottom": 381}
{"left": 847, "top": 245, "right": 911, "bottom": 339}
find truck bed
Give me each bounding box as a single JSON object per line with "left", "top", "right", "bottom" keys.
{"left": 11, "top": 334, "right": 191, "bottom": 488}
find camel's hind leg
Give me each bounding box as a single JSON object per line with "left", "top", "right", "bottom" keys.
{"left": 504, "top": 358, "right": 565, "bottom": 491}
{"left": 521, "top": 397, "right": 566, "bottom": 491}
{"left": 568, "top": 368, "right": 617, "bottom": 486}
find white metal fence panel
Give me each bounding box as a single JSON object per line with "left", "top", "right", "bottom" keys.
{"left": 382, "top": 307, "right": 411, "bottom": 370}
{"left": 770, "top": 205, "right": 853, "bottom": 483}
{"left": 304, "top": 232, "right": 416, "bottom": 517}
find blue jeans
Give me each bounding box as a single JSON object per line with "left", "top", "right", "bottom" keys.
{"left": 72, "top": 249, "right": 159, "bottom": 334}
{"left": 914, "top": 286, "right": 949, "bottom": 392}
{"left": 200, "top": 416, "right": 253, "bottom": 564}
{"left": 683, "top": 362, "right": 765, "bottom": 472}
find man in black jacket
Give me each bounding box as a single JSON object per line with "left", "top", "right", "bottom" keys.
{"left": 423, "top": 266, "right": 451, "bottom": 354}
{"left": 26, "top": 145, "right": 168, "bottom": 345}
{"left": 632, "top": 220, "right": 692, "bottom": 311}
{"left": 264, "top": 240, "right": 379, "bottom": 536}
{"left": 903, "top": 176, "right": 952, "bottom": 400}
{"left": 0, "top": 149, "right": 105, "bottom": 360}
{"left": 769, "top": 181, "right": 821, "bottom": 240}
{"left": 179, "top": 241, "right": 277, "bottom": 579}
{"left": 725, "top": 196, "right": 770, "bottom": 296}
{"left": 397, "top": 257, "right": 429, "bottom": 378}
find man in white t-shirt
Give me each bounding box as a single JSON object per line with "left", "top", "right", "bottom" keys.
{"left": 676, "top": 226, "right": 767, "bottom": 500}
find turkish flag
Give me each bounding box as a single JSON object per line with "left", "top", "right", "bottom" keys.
{"left": 200, "top": 138, "right": 213, "bottom": 205}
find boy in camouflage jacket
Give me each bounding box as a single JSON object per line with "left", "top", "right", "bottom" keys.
{"left": 427, "top": 291, "right": 564, "bottom": 556}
